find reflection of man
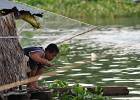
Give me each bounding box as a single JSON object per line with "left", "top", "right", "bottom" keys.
{"left": 24, "top": 43, "right": 59, "bottom": 90}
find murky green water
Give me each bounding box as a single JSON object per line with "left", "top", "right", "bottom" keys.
{"left": 18, "top": 12, "right": 140, "bottom": 100}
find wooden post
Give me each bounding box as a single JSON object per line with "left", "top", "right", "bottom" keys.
{"left": 0, "top": 13, "right": 27, "bottom": 92}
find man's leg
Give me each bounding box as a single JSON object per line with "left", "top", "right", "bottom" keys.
{"left": 27, "top": 67, "right": 38, "bottom": 90}
{"left": 34, "top": 67, "right": 44, "bottom": 88}
{"left": 36, "top": 67, "right": 44, "bottom": 75}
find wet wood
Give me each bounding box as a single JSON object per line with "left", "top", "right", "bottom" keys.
{"left": 90, "top": 86, "right": 129, "bottom": 96}
{"left": 51, "top": 86, "right": 129, "bottom": 96}
{"left": 0, "top": 86, "right": 128, "bottom": 100}
{"left": 1, "top": 90, "right": 52, "bottom": 100}
{"left": 30, "top": 91, "right": 52, "bottom": 100}
{"left": 7, "top": 92, "right": 30, "bottom": 100}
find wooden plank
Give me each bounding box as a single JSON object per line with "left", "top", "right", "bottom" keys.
{"left": 101, "top": 86, "right": 129, "bottom": 96}
{"left": 1, "top": 86, "right": 128, "bottom": 100}
{"left": 87, "top": 86, "right": 129, "bottom": 96}
{"left": 49, "top": 86, "right": 129, "bottom": 96}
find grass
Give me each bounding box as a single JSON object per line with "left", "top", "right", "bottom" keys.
{"left": 16, "top": 0, "right": 140, "bottom": 25}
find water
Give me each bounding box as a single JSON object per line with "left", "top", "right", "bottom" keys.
{"left": 20, "top": 26, "right": 140, "bottom": 99}
{"left": 70, "top": 27, "right": 140, "bottom": 100}
{"left": 18, "top": 12, "right": 140, "bottom": 99}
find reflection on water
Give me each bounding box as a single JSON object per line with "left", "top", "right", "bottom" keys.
{"left": 19, "top": 14, "right": 140, "bottom": 99}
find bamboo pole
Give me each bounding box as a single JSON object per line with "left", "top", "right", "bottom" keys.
{"left": 0, "top": 59, "right": 91, "bottom": 91}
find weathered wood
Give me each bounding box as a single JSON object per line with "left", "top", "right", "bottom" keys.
{"left": 89, "top": 86, "right": 129, "bottom": 96}
{"left": 0, "top": 13, "right": 27, "bottom": 92}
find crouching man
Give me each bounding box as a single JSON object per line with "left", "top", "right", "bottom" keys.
{"left": 23, "top": 43, "right": 59, "bottom": 90}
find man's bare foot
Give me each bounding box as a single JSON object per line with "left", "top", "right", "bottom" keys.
{"left": 27, "top": 82, "right": 37, "bottom": 90}
{"left": 27, "top": 82, "right": 44, "bottom": 91}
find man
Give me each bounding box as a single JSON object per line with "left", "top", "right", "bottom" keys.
{"left": 24, "top": 43, "right": 59, "bottom": 90}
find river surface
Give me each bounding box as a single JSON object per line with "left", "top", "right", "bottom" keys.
{"left": 18, "top": 12, "right": 140, "bottom": 100}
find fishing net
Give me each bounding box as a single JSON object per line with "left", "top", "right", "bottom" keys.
{"left": 0, "top": 2, "right": 95, "bottom": 92}
{"left": 17, "top": 10, "right": 94, "bottom": 47}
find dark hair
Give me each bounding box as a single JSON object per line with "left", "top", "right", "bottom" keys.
{"left": 45, "top": 43, "right": 59, "bottom": 53}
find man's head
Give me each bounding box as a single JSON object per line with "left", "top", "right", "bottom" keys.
{"left": 45, "top": 43, "right": 59, "bottom": 61}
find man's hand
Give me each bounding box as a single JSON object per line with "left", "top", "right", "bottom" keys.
{"left": 43, "top": 62, "right": 54, "bottom": 69}
{"left": 30, "top": 52, "right": 54, "bottom": 68}
{"left": 46, "top": 61, "right": 54, "bottom": 67}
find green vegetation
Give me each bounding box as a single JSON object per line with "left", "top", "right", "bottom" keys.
{"left": 59, "top": 44, "right": 70, "bottom": 55}
{"left": 42, "top": 80, "right": 111, "bottom": 100}
{"left": 16, "top": 0, "right": 140, "bottom": 25}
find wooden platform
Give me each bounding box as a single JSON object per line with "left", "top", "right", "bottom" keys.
{"left": 89, "top": 86, "right": 129, "bottom": 96}
{"left": 1, "top": 86, "right": 129, "bottom": 100}
{"left": 52, "top": 86, "right": 129, "bottom": 96}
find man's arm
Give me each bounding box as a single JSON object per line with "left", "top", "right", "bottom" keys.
{"left": 29, "top": 52, "right": 52, "bottom": 66}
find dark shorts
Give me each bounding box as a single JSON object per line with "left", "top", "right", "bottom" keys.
{"left": 27, "top": 58, "right": 44, "bottom": 70}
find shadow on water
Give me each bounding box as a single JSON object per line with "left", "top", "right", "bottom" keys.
{"left": 18, "top": 12, "right": 140, "bottom": 100}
